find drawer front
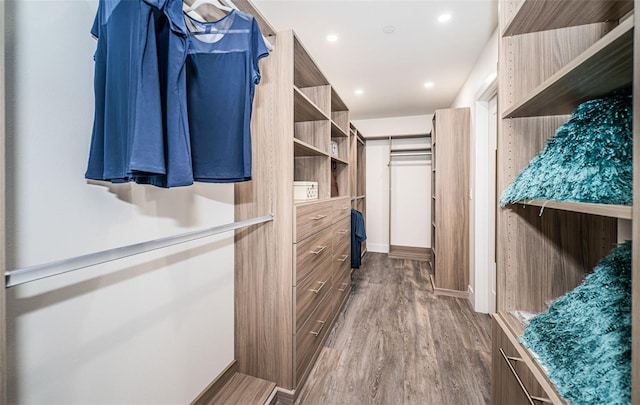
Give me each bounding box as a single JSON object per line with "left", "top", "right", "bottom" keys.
{"left": 492, "top": 317, "right": 559, "bottom": 405}
{"left": 332, "top": 217, "right": 350, "bottom": 254}
{"left": 296, "top": 257, "right": 332, "bottom": 333}
{"left": 295, "top": 228, "right": 333, "bottom": 283}
{"left": 296, "top": 294, "right": 334, "bottom": 380}
{"left": 295, "top": 200, "right": 334, "bottom": 242}
{"left": 332, "top": 198, "right": 351, "bottom": 222}
{"left": 334, "top": 249, "right": 351, "bottom": 285}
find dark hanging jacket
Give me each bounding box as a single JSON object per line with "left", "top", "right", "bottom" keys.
{"left": 351, "top": 208, "right": 367, "bottom": 268}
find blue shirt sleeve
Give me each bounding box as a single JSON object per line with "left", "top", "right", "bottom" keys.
{"left": 251, "top": 17, "right": 269, "bottom": 85}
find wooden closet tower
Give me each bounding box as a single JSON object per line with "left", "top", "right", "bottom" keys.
{"left": 492, "top": 0, "right": 637, "bottom": 403}
{"left": 232, "top": 7, "right": 363, "bottom": 399}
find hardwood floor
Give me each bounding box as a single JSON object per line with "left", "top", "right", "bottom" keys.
{"left": 294, "top": 253, "right": 491, "bottom": 405}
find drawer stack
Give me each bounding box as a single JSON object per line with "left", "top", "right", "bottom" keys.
{"left": 293, "top": 197, "right": 352, "bottom": 386}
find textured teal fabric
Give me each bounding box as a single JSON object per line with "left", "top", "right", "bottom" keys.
{"left": 520, "top": 241, "right": 632, "bottom": 405}
{"left": 500, "top": 91, "right": 633, "bottom": 206}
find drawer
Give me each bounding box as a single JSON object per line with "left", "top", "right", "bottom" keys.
{"left": 332, "top": 198, "right": 351, "bottom": 222}
{"left": 333, "top": 248, "right": 351, "bottom": 283}
{"left": 295, "top": 200, "right": 334, "bottom": 242}
{"left": 296, "top": 293, "right": 334, "bottom": 381}
{"left": 295, "top": 257, "right": 332, "bottom": 333}
{"left": 331, "top": 217, "right": 350, "bottom": 254}
{"left": 492, "top": 315, "right": 562, "bottom": 405}
{"left": 295, "top": 228, "right": 333, "bottom": 283}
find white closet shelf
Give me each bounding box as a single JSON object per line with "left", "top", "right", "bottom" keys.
{"left": 512, "top": 199, "right": 632, "bottom": 220}
{"left": 503, "top": 17, "right": 633, "bottom": 119}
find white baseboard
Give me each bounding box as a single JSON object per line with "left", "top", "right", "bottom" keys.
{"left": 366, "top": 243, "right": 389, "bottom": 253}
{"left": 468, "top": 285, "right": 475, "bottom": 310}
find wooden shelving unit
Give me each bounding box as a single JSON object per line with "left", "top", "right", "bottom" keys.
{"left": 235, "top": 29, "right": 355, "bottom": 404}
{"left": 494, "top": 1, "right": 635, "bottom": 403}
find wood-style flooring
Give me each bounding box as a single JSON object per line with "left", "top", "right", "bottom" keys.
{"left": 294, "top": 253, "right": 491, "bottom": 405}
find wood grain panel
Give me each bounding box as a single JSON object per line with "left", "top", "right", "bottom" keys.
{"left": 331, "top": 161, "right": 349, "bottom": 198}
{"left": 492, "top": 314, "right": 565, "bottom": 404}
{"left": 331, "top": 217, "right": 350, "bottom": 255}
{"left": 293, "top": 34, "right": 329, "bottom": 88}
{"left": 207, "top": 372, "right": 276, "bottom": 405}
{"left": 515, "top": 199, "right": 632, "bottom": 219}
{"left": 235, "top": 30, "right": 294, "bottom": 388}
{"left": 294, "top": 156, "right": 330, "bottom": 200}
{"left": 332, "top": 197, "right": 351, "bottom": 222}
{"left": 433, "top": 108, "right": 470, "bottom": 292}
{"left": 502, "top": 23, "right": 612, "bottom": 114}
{"left": 191, "top": 361, "right": 238, "bottom": 405}
{"left": 294, "top": 229, "right": 333, "bottom": 283}
{"left": 505, "top": 18, "right": 633, "bottom": 118}
{"left": 294, "top": 120, "right": 330, "bottom": 153}
{"left": 502, "top": 0, "right": 633, "bottom": 36}
{"left": 294, "top": 199, "right": 334, "bottom": 242}
{"left": 295, "top": 294, "right": 334, "bottom": 383}
{"left": 298, "top": 85, "right": 331, "bottom": 118}
{"left": 356, "top": 137, "right": 366, "bottom": 197}
{"left": 330, "top": 135, "right": 349, "bottom": 161}
{"left": 295, "top": 257, "right": 332, "bottom": 334}
{"left": 331, "top": 112, "right": 349, "bottom": 135}
{"left": 293, "top": 88, "right": 329, "bottom": 122}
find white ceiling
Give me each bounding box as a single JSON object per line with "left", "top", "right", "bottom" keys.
{"left": 251, "top": 0, "right": 498, "bottom": 121}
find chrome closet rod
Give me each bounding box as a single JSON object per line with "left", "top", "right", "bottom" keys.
{"left": 5, "top": 214, "right": 274, "bottom": 288}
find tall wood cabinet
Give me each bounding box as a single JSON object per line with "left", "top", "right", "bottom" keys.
{"left": 350, "top": 124, "right": 366, "bottom": 255}
{"left": 492, "top": 0, "right": 636, "bottom": 403}
{"left": 234, "top": 29, "right": 354, "bottom": 403}
{"left": 430, "top": 107, "right": 470, "bottom": 295}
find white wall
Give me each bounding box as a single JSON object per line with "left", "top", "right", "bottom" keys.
{"left": 450, "top": 27, "right": 499, "bottom": 313}
{"left": 5, "top": 2, "right": 235, "bottom": 403}
{"left": 353, "top": 115, "right": 432, "bottom": 253}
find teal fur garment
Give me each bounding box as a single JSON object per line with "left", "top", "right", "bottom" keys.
{"left": 520, "top": 241, "right": 631, "bottom": 405}
{"left": 500, "top": 91, "right": 633, "bottom": 206}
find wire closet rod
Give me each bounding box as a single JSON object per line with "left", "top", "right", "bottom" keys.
{"left": 5, "top": 214, "right": 274, "bottom": 288}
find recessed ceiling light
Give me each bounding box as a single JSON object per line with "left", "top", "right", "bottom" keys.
{"left": 424, "top": 81, "right": 434, "bottom": 88}
{"left": 437, "top": 13, "right": 452, "bottom": 23}
{"left": 382, "top": 26, "right": 396, "bottom": 34}
{"left": 354, "top": 88, "right": 364, "bottom": 96}
{"left": 326, "top": 34, "right": 338, "bottom": 42}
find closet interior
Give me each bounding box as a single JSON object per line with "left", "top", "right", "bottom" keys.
{"left": 492, "top": 0, "right": 637, "bottom": 403}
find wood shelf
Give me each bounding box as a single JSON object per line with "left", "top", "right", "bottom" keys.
{"left": 511, "top": 199, "right": 632, "bottom": 219}
{"left": 293, "top": 34, "right": 329, "bottom": 88}
{"left": 331, "top": 155, "right": 349, "bottom": 165}
{"left": 294, "top": 138, "right": 329, "bottom": 158}
{"left": 503, "top": 17, "right": 633, "bottom": 118}
{"left": 502, "top": 0, "right": 633, "bottom": 37}
{"left": 330, "top": 121, "right": 349, "bottom": 138}
{"left": 294, "top": 87, "right": 329, "bottom": 122}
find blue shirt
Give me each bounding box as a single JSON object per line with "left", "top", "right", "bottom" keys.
{"left": 136, "top": 0, "right": 195, "bottom": 187}
{"left": 184, "top": 10, "right": 269, "bottom": 183}
{"left": 351, "top": 209, "right": 367, "bottom": 268}
{"left": 86, "top": 0, "right": 167, "bottom": 183}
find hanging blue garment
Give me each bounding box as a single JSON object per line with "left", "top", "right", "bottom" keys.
{"left": 351, "top": 208, "right": 367, "bottom": 268}
{"left": 87, "top": 0, "right": 194, "bottom": 187}
{"left": 184, "top": 10, "right": 269, "bottom": 183}
{"left": 136, "top": 0, "right": 194, "bottom": 187}
{"left": 86, "top": 0, "right": 167, "bottom": 183}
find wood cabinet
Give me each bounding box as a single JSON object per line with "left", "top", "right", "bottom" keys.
{"left": 493, "top": 0, "right": 635, "bottom": 402}
{"left": 430, "top": 107, "right": 470, "bottom": 295}
{"left": 234, "top": 29, "right": 354, "bottom": 402}
{"left": 350, "top": 124, "right": 367, "bottom": 255}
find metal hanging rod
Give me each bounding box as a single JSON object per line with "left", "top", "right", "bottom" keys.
{"left": 5, "top": 214, "right": 274, "bottom": 288}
